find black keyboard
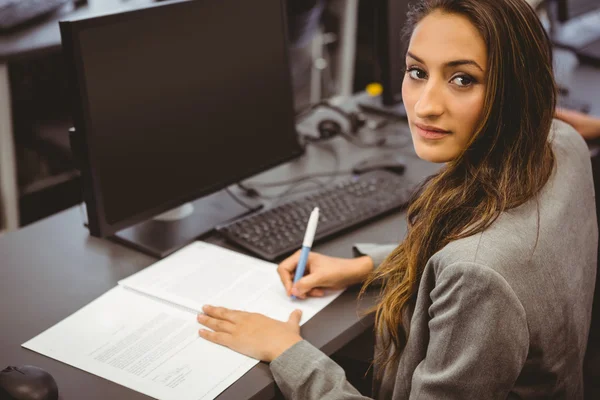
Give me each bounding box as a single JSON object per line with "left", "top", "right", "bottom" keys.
{"left": 216, "top": 169, "right": 415, "bottom": 261}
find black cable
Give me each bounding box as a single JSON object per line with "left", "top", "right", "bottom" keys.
{"left": 236, "top": 175, "right": 338, "bottom": 200}
{"left": 272, "top": 178, "right": 328, "bottom": 206}
{"left": 237, "top": 140, "right": 346, "bottom": 202}
{"left": 235, "top": 181, "right": 260, "bottom": 197}
{"left": 224, "top": 187, "right": 260, "bottom": 211}
{"left": 271, "top": 140, "right": 341, "bottom": 205}
{"left": 242, "top": 169, "right": 351, "bottom": 188}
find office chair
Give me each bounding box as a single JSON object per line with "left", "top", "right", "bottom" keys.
{"left": 584, "top": 154, "right": 600, "bottom": 399}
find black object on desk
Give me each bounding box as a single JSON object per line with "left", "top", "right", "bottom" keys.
{"left": 217, "top": 169, "right": 415, "bottom": 261}
{"left": 0, "top": 365, "right": 58, "bottom": 400}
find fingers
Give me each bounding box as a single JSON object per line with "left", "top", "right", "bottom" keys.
{"left": 279, "top": 250, "right": 301, "bottom": 272}
{"left": 198, "top": 329, "right": 231, "bottom": 347}
{"left": 197, "top": 313, "right": 235, "bottom": 333}
{"left": 291, "top": 273, "right": 326, "bottom": 299}
{"left": 202, "top": 305, "right": 238, "bottom": 323}
{"left": 307, "top": 288, "right": 325, "bottom": 297}
{"left": 277, "top": 250, "right": 301, "bottom": 294}
{"left": 292, "top": 288, "right": 326, "bottom": 299}
{"left": 287, "top": 309, "right": 302, "bottom": 326}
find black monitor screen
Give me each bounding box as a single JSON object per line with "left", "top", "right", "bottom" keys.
{"left": 62, "top": 0, "right": 302, "bottom": 235}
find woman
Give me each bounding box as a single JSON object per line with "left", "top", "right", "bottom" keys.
{"left": 197, "top": 0, "right": 598, "bottom": 398}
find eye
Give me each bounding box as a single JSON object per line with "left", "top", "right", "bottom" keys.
{"left": 451, "top": 74, "right": 476, "bottom": 87}
{"left": 406, "top": 67, "right": 427, "bottom": 81}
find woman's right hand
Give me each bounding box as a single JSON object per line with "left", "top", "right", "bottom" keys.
{"left": 277, "top": 251, "right": 374, "bottom": 299}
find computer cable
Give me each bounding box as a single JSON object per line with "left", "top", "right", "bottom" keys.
{"left": 237, "top": 174, "right": 351, "bottom": 204}
{"left": 239, "top": 170, "right": 352, "bottom": 189}
{"left": 235, "top": 182, "right": 260, "bottom": 197}
{"left": 272, "top": 141, "right": 341, "bottom": 205}
{"left": 236, "top": 140, "right": 346, "bottom": 202}
{"left": 235, "top": 175, "right": 345, "bottom": 205}
{"left": 224, "top": 187, "right": 262, "bottom": 212}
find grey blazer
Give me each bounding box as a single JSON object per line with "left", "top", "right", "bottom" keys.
{"left": 270, "top": 120, "right": 598, "bottom": 399}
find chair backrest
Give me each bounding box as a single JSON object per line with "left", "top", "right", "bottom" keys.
{"left": 584, "top": 153, "right": 600, "bottom": 399}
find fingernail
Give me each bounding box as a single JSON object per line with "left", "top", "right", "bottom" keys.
{"left": 291, "top": 288, "right": 299, "bottom": 297}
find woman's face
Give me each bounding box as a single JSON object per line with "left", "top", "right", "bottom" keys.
{"left": 402, "top": 11, "right": 487, "bottom": 163}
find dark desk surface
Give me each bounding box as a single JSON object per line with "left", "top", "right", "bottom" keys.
{"left": 0, "top": 122, "right": 440, "bottom": 399}
{"left": 0, "top": 0, "right": 154, "bottom": 62}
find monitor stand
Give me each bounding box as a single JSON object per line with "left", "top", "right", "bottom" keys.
{"left": 111, "top": 188, "right": 262, "bottom": 258}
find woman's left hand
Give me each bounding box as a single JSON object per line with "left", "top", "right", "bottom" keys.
{"left": 197, "top": 305, "right": 303, "bottom": 362}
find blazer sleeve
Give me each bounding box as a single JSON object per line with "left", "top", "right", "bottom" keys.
{"left": 410, "top": 262, "right": 529, "bottom": 399}
{"left": 353, "top": 243, "right": 398, "bottom": 268}
{"left": 270, "top": 340, "right": 372, "bottom": 400}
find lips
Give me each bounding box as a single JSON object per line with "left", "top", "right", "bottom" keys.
{"left": 414, "top": 123, "right": 451, "bottom": 140}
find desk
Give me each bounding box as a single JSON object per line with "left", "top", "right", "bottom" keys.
{"left": 0, "top": 0, "right": 154, "bottom": 231}
{"left": 0, "top": 120, "right": 439, "bottom": 399}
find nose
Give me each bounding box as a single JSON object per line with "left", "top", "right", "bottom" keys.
{"left": 414, "top": 79, "right": 444, "bottom": 119}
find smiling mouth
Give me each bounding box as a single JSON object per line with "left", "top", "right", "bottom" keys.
{"left": 414, "top": 123, "right": 451, "bottom": 139}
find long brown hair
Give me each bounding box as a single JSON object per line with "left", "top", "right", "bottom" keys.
{"left": 361, "top": 0, "right": 557, "bottom": 373}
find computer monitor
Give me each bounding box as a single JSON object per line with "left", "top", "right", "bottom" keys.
{"left": 358, "top": 0, "right": 411, "bottom": 118}
{"left": 60, "top": 0, "right": 303, "bottom": 257}
{"left": 557, "top": 0, "right": 599, "bottom": 22}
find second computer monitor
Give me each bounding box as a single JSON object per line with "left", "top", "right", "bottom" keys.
{"left": 377, "top": 0, "right": 411, "bottom": 106}
{"left": 557, "top": 0, "right": 600, "bottom": 22}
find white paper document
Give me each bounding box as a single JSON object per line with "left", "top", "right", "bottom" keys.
{"left": 23, "top": 242, "right": 344, "bottom": 400}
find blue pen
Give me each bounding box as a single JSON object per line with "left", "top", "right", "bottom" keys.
{"left": 291, "top": 207, "right": 320, "bottom": 300}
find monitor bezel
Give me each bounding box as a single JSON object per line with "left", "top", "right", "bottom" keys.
{"left": 60, "top": 0, "right": 304, "bottom": 238}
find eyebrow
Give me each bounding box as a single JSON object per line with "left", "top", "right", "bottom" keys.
{"left": 407, "top": 51, "right": 484, "bottom": 72}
